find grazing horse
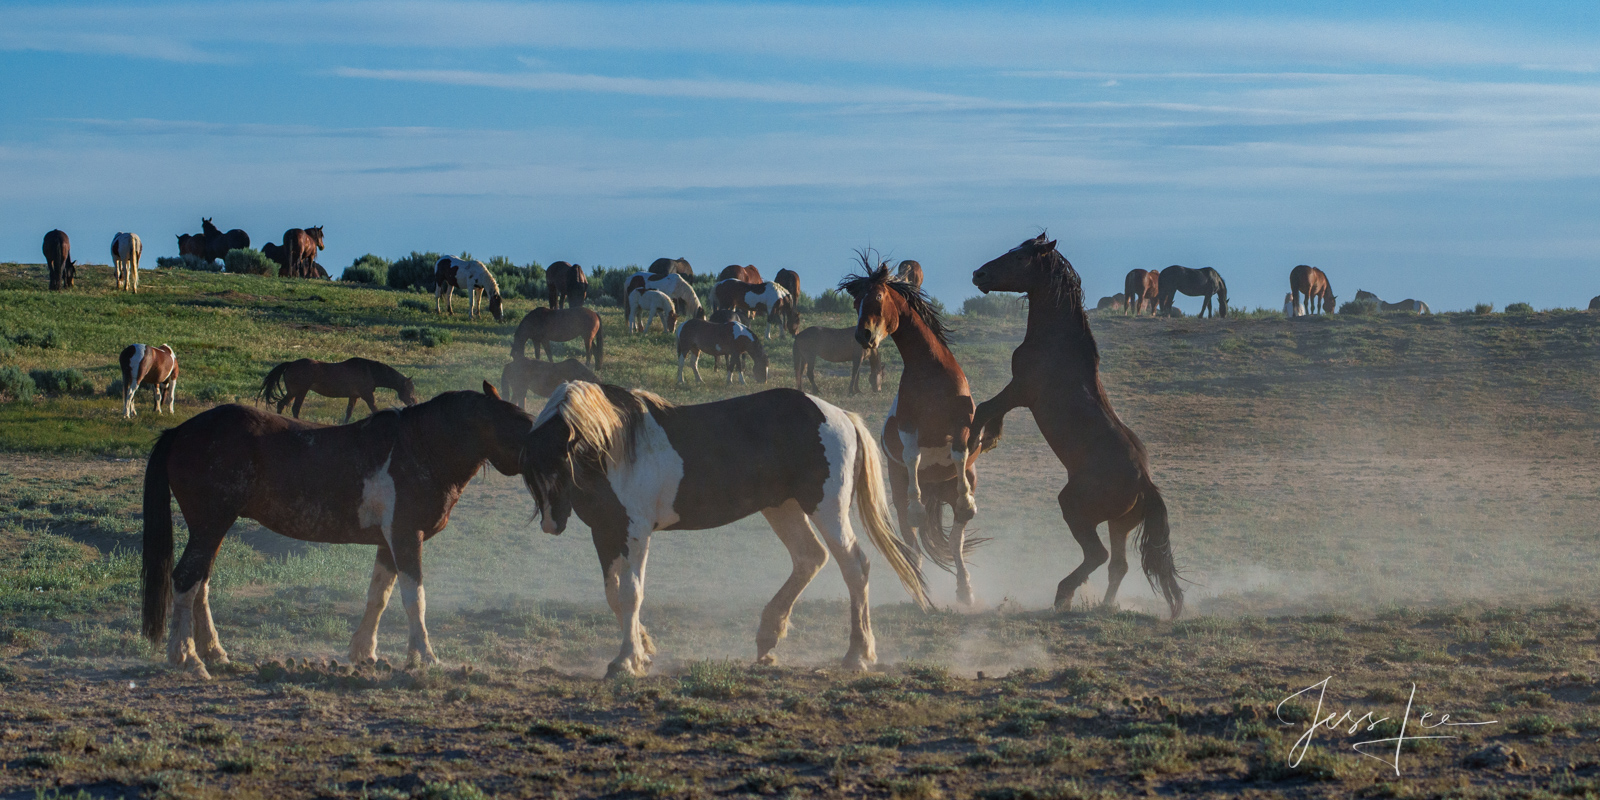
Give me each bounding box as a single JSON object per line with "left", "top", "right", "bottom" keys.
{"left": 260, "top": 357, "right": 420, "bottom": 422}
{"left": 1355, "top": 290, "right": 1431, "bottom": 314}
{"left": 1095, "top": 294, "right": 1127, "bottom": 312}
{"left": 714, "top": 279, "right": 798, "bottom": 338}
{"left": 1157, "top": 265, "right": 1228, "bottom": 318}
{"left": 970, "top": 234, "right": 1183, "bottom": 618}
{"left": 1590, "top": 295, "right": 1600, "bottom": 311}
{"left": 120, "top": 344, "right": 178, "bottom": 418}
{"left": 111, "top": 232, "right": 142, "bottom": 293}
{"left": 1290, "top": 265, "right": 1336, "bottom": 315}
{"left": 142, "top": 384, "right": 532, "bottom": 676}
{"left": 629, "top": 289, "right": 678, "bottom": 334}
{"left": 648, "top": 257, "right": 694, "bottom": 278}
{"left": 624, "top": 272, "right": 702, "bottom": 323}
{"left": 843, "top": 262, "right": 990, "bottom": 606}
{"left": 1284, "top": 293, "right": 1305, "bottom": 318}
{"left": 512, "top": 307, "right": 604, "bottom": 368}
{"left": 893, "top": 260, "right": 924, "bottom": 288}
{"left": 500, "top": 357, "right": 599, "bottom": 409}
{"left": 546, "top": 261, "right": 588, "bottom": 308}
{"left": 43, "top": 229, "right": 74, "bottom": 291}
{"left": 520, "top": 382, "right": 928, "bottom": 676}
{"left": 676, "top": 315, "right": 769, "bottom": 384}
{"left": 793, "top": 325, "right": 882, "bottom": 395}
{"left": 200, "top": 218, "right": 250, "bottom": 262}
{"left": 433, "top": 256, "right": 505, "bottom": 321}
{"left": 717, "top": 264, "right": 763, "bottom": 284}
{"left": 1124, "top": 269, "right": 1159, "bottom": 315}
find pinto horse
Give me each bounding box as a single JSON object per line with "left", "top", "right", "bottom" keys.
{"left": 793, "top": 325, "right": 882, "bottom": 395}
{"left": 714, "top": 279, "right": 797, "bottom": 338}
{"left": 142, "top": 385, "right": 531, "bottom": 676}
{"left": 433, "top": 256, "right": 505, "bottom": 321}
{"left": 1157, "top": 265, "right": 1228, "bottom": 318}
{"left": 260, "top": 357, "right": 420, "bottom": 422}
{"left": 43, "top": 229, "right": 74, "bottom": 291}
{"left": 1124, "top": 269, "right": 1159, "bottom": 315}
{"left": 120, "top": 344, "right": 178, "bottom": 418}
{"left": 112, "top": 232, "right": 142, "bottom": 293}
{"left": 629, "top": 288, "right": 678, "bottom": 334}
{"left": 546, "top": 261, "right": 588, "bottom": 308}
{"left": 512, "top": 307, "right": 604, "bottom": 367}
{"left": 520, "top": 382, "right": 928, "bottom": 676}
{"left": 1290, "top": 265, "right": 1336, "bottom": 315}
{"left": 500, "top": 357, "right": 599, "bottom": 409}
{"left": 1354, "top": 289, "right": 1430, "bottom": 314}
{"left": 676, "top": 315, "right": 769, "bottom": 384}
{"left": 648, "top": 257, "right": 694, "bottom": 277}
{"left": 843, "top": 261, "right": 991, "bottom": 606}
{"left": 970, "top": 234, "right": 1182, "bottom": 618}
{"left": 624, "top": 272, "right": 701, "bottom": 324}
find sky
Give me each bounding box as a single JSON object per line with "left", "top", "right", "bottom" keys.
{"left": 2, "top": 1, "right": 1598, "bottom": 312}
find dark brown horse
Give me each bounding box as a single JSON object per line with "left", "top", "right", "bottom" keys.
{"left": 200, "top": 218, "right": 250, "bottom": 262}
{"left": 500, "top": 357, "right": 600, "bottom": 409}
{"left": 281, "top": 227, "right": 324, "bottom": 278}
{"left": 1157, "top": 265, "right": 1228, "bottom": 318}
{"left": 717, "top": 264, "right": 763, "bottom": 284}
{"left": 648, "top": 257, "right": 694, "bottom": 277}
{"left": 142, "top": 385, "right": 532, "bottom": 676}
{"left": 261, "top": 241, "right": 288, "bottom": 271}
{"left": 260, "top": 357, "right": 420, "bottom": 422}
{"left": 775, "top": 268, "right": 803, "bottom": 332}
{"left": 893, "top": 260, "right": 924, "bottom": 288}
{"left": 1124, "top": 268, "right": 1159, "bottom": 315}
{"left": 546, "top": 261, "right": 588, "bottom": 308}
{"left": 677, "top": 315, "right": 769, "bottom": 384}
{"left": 512, "top": 307, "right": 604, "bottom": 367}
{"left": 970, "top": 234, "right": 1182, "bottom": 618}
{"left": 1590, "top": 295, "right": 1600, "bottom": 311}
{"left": 43, "top": 229, "right": 74, "bottom": 291}
{"left": 1290, "top": 265, "right": 1336, "bottom": 315}
{"left": 842, "top": 260, "right": 990, "bottom": 606}
{"left": 177, "top": 233, "right": 206, "bottom": 260}
{"left": 793, "top": 325, "right": 882, "bottom": 395}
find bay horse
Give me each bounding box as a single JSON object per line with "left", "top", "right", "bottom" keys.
{"left": 676, "top": 315, "right": 769, "bottom": 384}
{"left": 1157, "top": 265, "right": 1228, "bottom": 318}
{"left": 714, "top": 279, "right": 797, "bottom": 338}
{"left": 1355, "top": 289, "right": 1430, "bottom": 314}
{"left": 648, "top": 257, "right": 694, "bottom": 278}
{"left": 200, "top": 218, "right": 250, "bottom": 262}
{"left": 111, "top": 232, "right": 142, "bottom": 293}
{"left": 894, "top": 260, "right": 924, "bottom": 288}
{"left": 629, "top": 288, "right": 678, "bottom": 334}
{"left": 433, "top": 256, "right": 505, "bottom": 321}
{"left": 548, "top": 261, "right": 588, "bottom": 308}
{"left": 279, "top": 227, "right": 324, "bottom": 278}
{"left": 177, "top": 233, "right": 206, "bottom": 261}
{"left": 1124, "top": 268, "right": 1159, "bottom": 315}
{"left": 512, "top": 307, "right": 604, "bottom": 367}
{"left": 120, "top": 344, "right": 178, "bottom": 418}
{"left": 970, "top": 234, "right": 1182, "bottom": 618}
{"left": 717, "top": 264, "right": 763, "bottom": 284}
{"left": 1290, "top": 265, "right": 1335, "bottom": 315}
{"left": 143, "top": 384, "right": 532, "bottom": 677}
{"left": 793, "top": 325, "right": 882, "bottom": 395}
{"left": 260, "top": 357, "right": 420, "bottom": 422}
{"left": 500, "top": 357, "right": 599, "bottom": 409}
{"left": 842, "top": 261, "right": 990, "bottom": 606}
{"left": 775, "top": 269, "right": 803, "bottom": 332}
{"left": 43, "top": 229, "right": 74, "bottom": 291}
{"left": 624, "top": 272, "right": 701, "bottom": 323}
{"left": 519, "top": 382, "right": 928, "bottom": 676}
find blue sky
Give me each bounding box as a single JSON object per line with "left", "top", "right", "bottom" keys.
{"left": 2, "top": 2, "right": 1597, "bottom": 311}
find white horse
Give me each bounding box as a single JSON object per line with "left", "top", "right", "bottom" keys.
{"left": 434, "top": 257, "right": 505, "bottom": 321}
{"left": 629, "top": 288, "right": 678, "bottom": 334}
{"left": 519, "top": 382, "right": 929, "bottom": 677}
{"left": 111, "top": 232, "right": 141, "bottom": 293}
{"left": 625, "top": 272, "right": 701, "bottom": 327}
{"left": 1283, "top": 292, "right": 1304, "bottom": 318}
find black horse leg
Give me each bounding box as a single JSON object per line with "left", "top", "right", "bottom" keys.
{"left": 168, "top": 510, "right": 238, "bottom": 677}
{"left": 1054, "top": 483, "right": 1107, "bottom": 612}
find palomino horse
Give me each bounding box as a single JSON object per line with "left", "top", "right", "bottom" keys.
{"left": 546, "top": 262, "right": 588, "bottom": 308}
{"left": 629, "top": 289, "right": 678, "bottom": 334}
{"left": 1157, "top": 265, "right": 1228, "bottom": 318}
{"left": 714, "top": 279, "right": 798, "bottom": 338}
{"left": 512, "top": 307, "right": 604, "bottom": 367}
{"left": 843, "top": 261, "right": 989, "bottom": 606}
{"left": 1290, "top": 265, "right": 1336, "bottom": 315}
{"left": 143, "top": 384, "right": 532, "bottom": 676}
{"left": 624, "top": 272, "right": 702, "bottom": 323}
{"left": 970, "top": 234, "right": 1183, "bottom": 618}
{"left": 677, "top": 314, "right": 769, "bottom": 384}
{"left": 120, "top": 344, "right": 178, "bottom": 418}
{"left": 717, "top": 264, "right": 763, "bottom": 284}
{"left": 1355, "top": 290, "right": 1430, "bottom": 314}
{"left": 894, "top": 260, "right": 924, "bottom": 288}
{"left": 1124, "top": 269, "right": 1159, "bottom": 315}
{"left": 434, "top": 256, "right": 505, "bottom": 321}
{"left": 44, "top": 229, "right": 74, "bottom": 291}
{"left": 793, "top": 325, "right": 882, "bottom": 395}
{"left": 500, "top": 357, "right": 599, "bottom": 409}
{"left": 519, "top": 382, "right": 928, "bottom": 676}
{"left": 111, "top": 232, "right": 142, "bottom": 293}
{"left": 201, "top": 218, "right": 250, "bottom": 263}
{"left": 648, "top": 257, "right": 694, "bottom": 277}
{"left": 260, "top": 357, "right": 420, "bottom": 422}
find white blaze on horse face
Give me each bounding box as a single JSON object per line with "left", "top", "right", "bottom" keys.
{"left": 606, "top": 413, "right": 684, "bottom": 532}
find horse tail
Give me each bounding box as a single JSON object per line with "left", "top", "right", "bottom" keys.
{"left": 142, "top": 429, "right": 178, "bottom": 643}
{"left": 259, "top": 361, "right": 291, "bottom": 406}
{"left": 1135, "top": 486, "right": 1183, "bottom": 619}
{"left": 592, "top": 321, "right": 604, "bottom": 371}
{"left": 917, "top": 497, "right": 957, "bottom": 573}
{"left": 848, "top": 412, "right": 930, "bottom": 610}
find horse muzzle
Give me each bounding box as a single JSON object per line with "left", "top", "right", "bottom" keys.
{"left": 971, "top": 269, "right": 991, "bottom": 293}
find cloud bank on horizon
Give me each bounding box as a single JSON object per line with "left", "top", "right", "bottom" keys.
{"left": 1, "top": 1, "right": 1597, "bottom": 311}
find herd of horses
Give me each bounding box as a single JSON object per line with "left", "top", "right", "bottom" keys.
{"left": 1096, "top": 263, "right": 1434, "bottom": 319}
{"left": 44, "top": 219, "right": 329, "bottom": 291}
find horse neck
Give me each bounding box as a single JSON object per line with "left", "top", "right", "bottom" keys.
{"left": 1024, "top": 286, "right": 1101, "bottom": 369}
{"left": 370, "top": 364, "right": 404, "bottom": 391}
{"left": 399, "top": 409, "right": 492, "bottom": 485}
{"left": 886, "top": 310, "right": 960, "bottom": 383}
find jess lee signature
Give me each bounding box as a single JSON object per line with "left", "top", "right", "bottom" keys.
{"left": 1276, "top": 677, "right": 1498, "bottom": 775}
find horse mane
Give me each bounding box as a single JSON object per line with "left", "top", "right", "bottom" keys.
{"left": 838, "top": 252, "right": 949, "bottom": 347}
{"left": 533, "top": 381, "right": 674, "bottom": 467}
{"left": 354, "top": 357, "right": 406, "bottom": 388}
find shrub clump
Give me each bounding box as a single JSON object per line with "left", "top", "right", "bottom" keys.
{"left": 387, "top": 251, "right": 444, "bottom": 292}
{"left": 28, "top": 368, "right": 94, "bottom": 397}
{"left": 0, "top": 366, "right": 36, "bottom": 402}
{"left": 399, "top": 298, "right": 433, "bottom": 313}
{"left": 400, "top": 327, "right": 450, "bottom": 348}
{"left": 1338, "top": 299, "right": 1380, "bottom": 316}
{"left": 342, "top": 254, "right": 391, "bottom": 285}
{"left": 1474, "top": 302, "right": 1495, "bottom": 315}
{"left": 224, "top": 248, "right": 276, "bottom": 276}
{"left": 1504, "top": 302, "right": 1535, "bottom": 315}
{"left": 8, "top": 328, "right": 61, "bottom": 349}
{"left": 963, "top": 294, "right": 1026, "bottom": 317}
{"left": 813, "top": 288, "right": 854, "bottom": 314}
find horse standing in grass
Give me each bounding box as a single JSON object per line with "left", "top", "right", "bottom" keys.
{"left": 1157, "top": 265, "right": 1228, "bottom": 318}
{"left": 624, "top": 272, "right": 702, "bottom": 323}
{"left": 1290, "top": 265, "right": 1336, "bottom": 315}
{"left": 111, "top": 232, "right": 142, "bottom": 293}
{"left": 1124, "top": 269, "right": 1159, "bottom": 315}
{"left": 433, "top": 256, "right": 505, "bottom": 321}
{"left": 969, "top": 234, "right": 1183, "bottom": 618}
{"left": 282, "top": 226, "right": 324, "bottom": 277}
{"left": 520, "top": 382, "right": 928, "bottom": 676}
{"left": 500, "top": 357, "right": 599, "bottom": 409}
{"left": 512, "top": 307, "right": 604, "bottom": 367}
{"left": 677, "top": 314, "right": 768, "bottom": 384}
{"left": 142, "top": 385, "right": 532, "bottom": 677}
{"left": 260, "top": 357, "right": 420, "bottom": 422}
{"left": 793, "top": 325, "right": 882, "bottom": 395}
{"left": 177, "top": 234, "right": 206, "bottom": 261}
{"left": 629, "top": 289, "right": 678, "bottom": 334}
{"left": 546, "top": 262, "right": 588, "bottom": 308}
{"left": 120, "top": 344, "right": 178, "bottom": 418}
{"left": 843, "top": 262, "right": 993, "bottom": 606}
{"left": 44, "top": 229, "right": 74, "bottom": 291}
{"left": 714, "top": 279, "right": 798, "bottom": 338}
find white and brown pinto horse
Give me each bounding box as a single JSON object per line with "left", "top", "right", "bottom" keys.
{"left": 111, "top": 232, "right": 142, "bottom": 293}
{"left": 676, "top": 315, "right": 769, "bottom": 384}
{"left": 120, "top": 344, "right": 178, "bottom": 418}
{"left": 714, "top": 279, "right": 798, "bottom": 338}
{"left": 624, "top": 272, "right": 701, "bottom": 325}
{"left": 434, "top": 256, "right": 504, "bottom": 321}
{"left": 142, "top": 385, "right": 532, "bottom": 677}
{"left": 1355, "top": 290, "right": 1430, "bottom": 314}
{"left": 520, "top": 382, "right": 929, "bottom": 677}
{"left": 628, "top": 288, "right": 678, "bottom": 334}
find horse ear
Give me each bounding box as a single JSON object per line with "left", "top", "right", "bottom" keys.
{"left": 1045, "top": 239, "right": 1058, "bottom": 251}
{"left": 483, "top": 381, "right": 501, "bottom": 399}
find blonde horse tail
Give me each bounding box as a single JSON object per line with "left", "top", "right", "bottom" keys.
{"left": 1136, "top": 486, "right": 1184, "bottom": 619}
{"left": 849, "top": 411, "right": 930, "bottom": 610}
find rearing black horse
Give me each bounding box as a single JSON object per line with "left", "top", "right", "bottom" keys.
{"left": 1156, "top": 265, "right": 1228, "bottom": 318}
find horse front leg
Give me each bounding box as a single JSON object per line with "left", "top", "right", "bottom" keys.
{"left": 603, "top": 524, "right": 655, "bottom": 678}
{"left": 898, "top": 427, "right": 927, "bottom": 528}
{"left": 969, "top": 383, "right": 1023, "bottom": 453}
{"left": 191, "top": 578, "right": 228, "bottom": 665}
{"left": 349, "top": 547, "right": 398, "bottom": 664}
{"left": 344, "top": 397, "right": 359, "bottom": 424}
{"left": 388, "top": 525, "right": 437, "bottom": 667}
{"left": 951, "top": 464, "right": 979, "bottom": 607}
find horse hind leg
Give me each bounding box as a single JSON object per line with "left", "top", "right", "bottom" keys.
{"left": 1102, "top": 511, "right": 1139, "bottom": 609}
{"left": 810, "top": 499, "right": 876, "bottom": 671}
{"left": 1054, "top": 483, "right": 1108, "bottom": 613}
{"left": 349, "top": 547, "right": 398, "bottom": 664}
{"left": 168, "top": 513, "right": 236, "bottom": 678}
{"left": 756, "top": 501, "right": 829, "bottom": 665}
{"left": 345, "top": 397, "right": 359, "bottom": 424}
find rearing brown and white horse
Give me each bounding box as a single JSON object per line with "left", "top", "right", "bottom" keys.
{"left": 842, "top": 261, "right": 993, "bottom": 606}
{"left": 970, "top": 234, "right": 1182, "bottom": 618}
{"left": 142, "top": 384, "right": 532, "bottom": 677}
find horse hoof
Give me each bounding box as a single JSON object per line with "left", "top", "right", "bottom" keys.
{"left": 841, "top": 655, "right": 873, "bottom": 673}
{"left": 756, "top": 653, "right": 778, "bottom": 667}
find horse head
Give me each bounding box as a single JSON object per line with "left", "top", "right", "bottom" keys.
{"left": 972, "top": 233, "right": 1058, "bottom": 295}
{"left": 307, "top": 226, "right": 325, "bottom": 249}
{"left": 741, "top": 331, "right": 770, "bottom": 383}
{"left": 398, "top": 377, "right": 420, "bottom": 407}
{"left": 488, "top": 292, "right": 505, "bottom": 322}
